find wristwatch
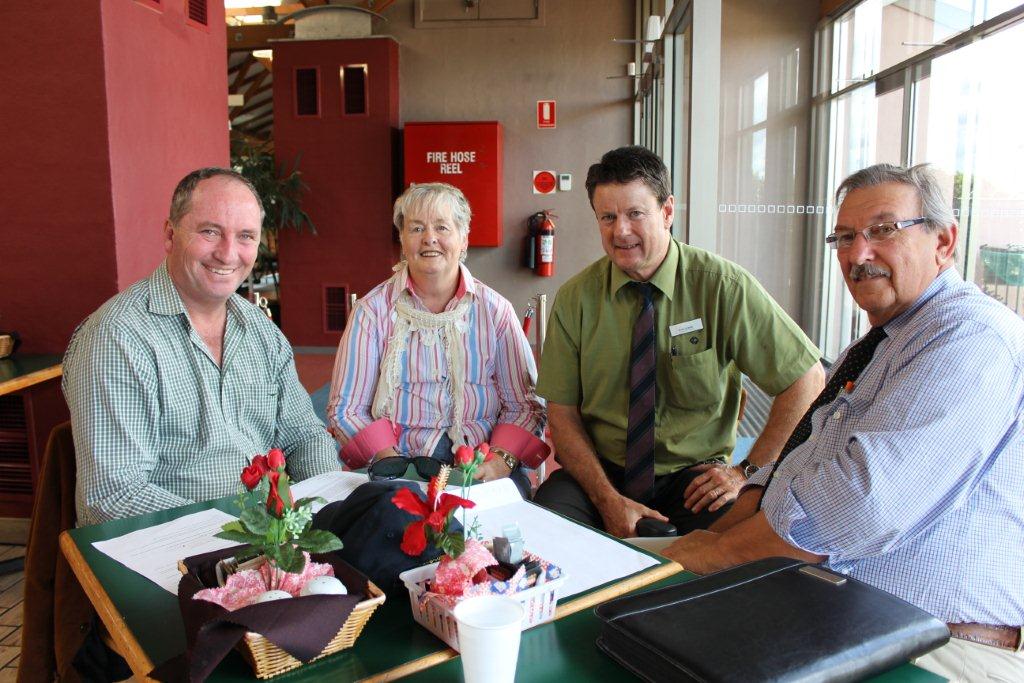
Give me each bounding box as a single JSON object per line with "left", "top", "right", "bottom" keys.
{"left": 738, "top": 458, "right": 759, "bottom": 479}
{"left": 490, "top": 447, "right": 519, "bottom": 472}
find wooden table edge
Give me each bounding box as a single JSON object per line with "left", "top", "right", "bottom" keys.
{"left": 0, "top": 363, "right": 62, "bottom": 396}
{"left": 358, "top": 559, "right": 683, "bottom": 682}
{"left": 59, "top": 530, "right": 157, "bottom": 681}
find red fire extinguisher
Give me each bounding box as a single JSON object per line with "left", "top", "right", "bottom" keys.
{"left": 528, "top": 210, "right": 556, "bottom": 277}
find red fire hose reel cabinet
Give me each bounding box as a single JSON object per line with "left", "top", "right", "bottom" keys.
{"left": 403, "top": 121, "right": 503, "bottom": 247}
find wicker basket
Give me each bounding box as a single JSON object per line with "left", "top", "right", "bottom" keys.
{"left": 178, "top": 556, "right": 386, "bottom": 679}
{"left": 242, "top": 579, "right": 385, "bottom": 679}
{"left": 0, "top": 336, "right": 14, "bottom": 359}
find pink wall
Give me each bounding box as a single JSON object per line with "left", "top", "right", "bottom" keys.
{"left": 102, "top": 0, "right": 229, "bottom": 290}
{"left": 0, "top": 0, "right": 229, "bottom": 354}
{"left": 274, "top": 38, "right": 400, "bottom": 347}
{"left": 0, "top": 3, "right": 118, "bottom": 355}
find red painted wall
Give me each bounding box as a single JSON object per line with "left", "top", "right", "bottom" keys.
{"left": 0, "top": 1, "right": 228, "bottom": 354}
{"left": 1, "top": 3, "right": 117, "bottom": 354}
{"left": 274, "top": 38, "right": 400, "bottom": 347}
{"left": 101, "top": 0, "right": 230, "bottom": 290}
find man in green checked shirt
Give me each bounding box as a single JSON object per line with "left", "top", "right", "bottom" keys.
{"left": 63, "top": 168, "right": 338, "bottom": 527}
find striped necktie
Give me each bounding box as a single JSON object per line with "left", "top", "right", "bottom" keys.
{"left": 758, "top": 326, "right": 888, "bottom": 506}
{"left": 624, "top": 282, "right": 657, "bottom": 502}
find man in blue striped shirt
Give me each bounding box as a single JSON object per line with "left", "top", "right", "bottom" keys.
{"left": 663, "top": 164, "right": 1024, "bottom": 680}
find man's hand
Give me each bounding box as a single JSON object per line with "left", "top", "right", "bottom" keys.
{"left": 597, "top": 492, "right": 669, "bottom": 538}
{"left": 661, "top": 530, "right": 722, "bottom": 574}
{"left": 683, "top": 464, "right": 746, "bottom": 513}
{"left": 472, "top": 457, "right": 513, "bottom": 482}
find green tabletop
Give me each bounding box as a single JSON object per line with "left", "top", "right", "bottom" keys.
{"left": 0, "top": 352, "right": 61, "bottom": 387}
{"left": 65, "top": 494, "right": 675, "bottom": 681}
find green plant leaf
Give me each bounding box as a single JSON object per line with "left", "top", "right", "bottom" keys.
{"left": 214, "top": 529, "right": 257, "bottom": 545}
{"left": 275, "top": 543, "right": 305, "bottom": 574}
{"left": 292, "top": 496, "right": 326, "bottom": 509}
{"left": 240, "top": 506, "right": 271, "bottom": 535}
{"left": 220, "top": 521, "right": 245, "bottom": 534}
{"left": 296, "top": 530, "right": 343, "bottom": 553}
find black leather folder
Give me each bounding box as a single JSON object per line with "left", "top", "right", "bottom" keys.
{"left": 594, "top": 557, "right": 949, "bottom": 682}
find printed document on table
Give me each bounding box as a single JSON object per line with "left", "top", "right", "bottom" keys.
{"left": 92, "top": 508, "right": 237, "bottom": 594}
{"left": 290, "top": 471, "right": 368, "bottom": 511}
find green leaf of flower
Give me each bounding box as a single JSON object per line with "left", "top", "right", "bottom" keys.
{"left": 213, "top": 529, "right": 257, "bottom": 545}
{"left": 240, "top": 507, "right": 271, "bottom": 535}
{"left": 296, "top": 530, "right": 343, "bottom": 553}
{"left": 292, "top": 496, "right": 325, "bottom": 510}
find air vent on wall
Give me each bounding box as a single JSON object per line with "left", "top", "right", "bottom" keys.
{"left": 296, "top": 68, "right": 320, "bottom": 117}
{"left": 341, "top": 65, "right": 368, "bottom": 115}
{"left": 187, "top": 0, "right": 207, "bottom": 25}
{"left": 323, "top": 285, "right": 349, "bottom": 333}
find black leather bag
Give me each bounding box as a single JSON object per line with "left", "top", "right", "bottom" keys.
{"left": 594, "top": 557, "right": 949, "bottom": 682}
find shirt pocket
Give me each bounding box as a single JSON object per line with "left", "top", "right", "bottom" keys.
{"left": 236, "top": 382, "right": 280, "bottom": 428}
{"left": 664, "top": 348, "right": 724, "bottom": 410}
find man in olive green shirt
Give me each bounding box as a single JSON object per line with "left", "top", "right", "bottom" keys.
{"left": 534, "top": 146, "right": 824, "bottom": 537}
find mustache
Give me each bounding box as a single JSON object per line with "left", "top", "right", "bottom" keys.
{"left": 849, "top": 263, "right": 891, "bottom": 281}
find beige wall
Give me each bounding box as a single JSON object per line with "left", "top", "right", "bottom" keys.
{"left": 716, "top": 0, "right": 820, "bottom": 320}
{"left": 375, "top": 0, "right": 635, "bottom": 316}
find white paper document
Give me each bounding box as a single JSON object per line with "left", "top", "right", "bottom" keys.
{"left": 290, "top": 470, "right": 368, "bottom": 512}
{"left": 92, "top": 508, "right": 237, "bottom": 594}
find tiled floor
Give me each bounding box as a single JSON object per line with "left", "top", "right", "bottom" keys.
{"left": 0, "top": 544, "right": 25, "bottom": 682}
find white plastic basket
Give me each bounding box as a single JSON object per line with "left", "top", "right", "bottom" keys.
{"left": 399, "top": 560, "right": 568, "bottom": 651}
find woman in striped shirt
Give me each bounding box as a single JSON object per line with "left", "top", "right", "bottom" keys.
{"left": 327, "top": 183, "right": 549, "bottom": 497}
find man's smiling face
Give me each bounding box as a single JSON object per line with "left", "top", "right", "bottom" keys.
{"left": 593, "top": 179, "right": 674, "bottom": 282}
{"left": 164, "top": 175, "right": 261, "bottom": 313}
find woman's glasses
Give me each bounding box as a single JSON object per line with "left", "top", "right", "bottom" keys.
{"left": 367, "top": 455, "right": 443, "bottom": 481}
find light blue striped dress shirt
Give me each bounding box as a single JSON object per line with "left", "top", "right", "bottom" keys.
{"left": 756, "top": 268, "right": 1024, "bottom": 625}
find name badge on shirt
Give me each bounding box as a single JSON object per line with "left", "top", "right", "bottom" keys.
{"left": 670, "top": 318, "right": 703, "bottom": 337}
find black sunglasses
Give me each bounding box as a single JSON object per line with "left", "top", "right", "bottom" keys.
{"left": 367, "top": 455, "right": 443, "bottom": 481}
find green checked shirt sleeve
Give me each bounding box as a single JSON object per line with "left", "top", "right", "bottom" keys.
{"left": 63, "top": 264, "right": 338, "bottom": 526}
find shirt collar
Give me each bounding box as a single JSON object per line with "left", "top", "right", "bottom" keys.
{"left": 882, "top": 267, "right": 960, "bottom": 336}
{"left": 148, "top": 261, "right": 188, "bottom": 317}
{"left": 610, "top": 238, "right": 678, "bottom": 301}
{"left": 391, "top": 262, "right": 475, "bottom": 306}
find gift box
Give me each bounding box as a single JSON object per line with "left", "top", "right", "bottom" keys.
{"left": 399, "top": 550, "right": 567, "bottom": 651}
{"left": 175, "top": 546, "right": 385, "bottom": 680}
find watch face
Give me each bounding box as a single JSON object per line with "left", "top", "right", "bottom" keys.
{"left": 743, "top": 462, "right": 759, "bottom": 478}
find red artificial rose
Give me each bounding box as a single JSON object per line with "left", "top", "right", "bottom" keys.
{"left": 267, "top": 448, "right": 285, "bottom": 470}
{"left": 266, "top": 471, "right": 285, "bottom": 517}
{"left": 240, "top": 463, "right": 264, "bottom": 490}
{"left": 454, "top": 445, "right": 475, "bottom": 467}
{"left": 476, "top": 442, "right": 494, "bottom": 462}
{"left": 251, "top": 454, "right": 269, "bottom": 474}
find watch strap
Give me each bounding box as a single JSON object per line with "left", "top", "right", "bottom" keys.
{"left": 491, "top": 446, "right": 518, "bottom": 471}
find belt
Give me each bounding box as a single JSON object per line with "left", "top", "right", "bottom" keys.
{"left": 947, "top": 622, "right": 1023, "bottom": 651}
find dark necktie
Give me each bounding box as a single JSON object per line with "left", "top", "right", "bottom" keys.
{"left": 624, "top": 282, "right": 657, "bottom": 502}
{"left": 758, "top": 326, "right": 887, "bottom": 506}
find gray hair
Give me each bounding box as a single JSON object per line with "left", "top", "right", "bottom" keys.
{"left": 835, "top": 163, "right": 955, "bottom": 233}
{"left": 169, "top": 167, "right": 264, "bottom": 226}
{"left": 392, "top": 182, "right": 472, "bottom": 237}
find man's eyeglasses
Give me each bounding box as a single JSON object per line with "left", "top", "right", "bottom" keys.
{"left": 367, "top": 455, "right": 443, "bottom": 481}
{"left": 825, "top": 217, "right": 928, "bottom": 250}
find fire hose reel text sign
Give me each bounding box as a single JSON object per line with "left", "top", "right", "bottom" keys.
{"left": 425, "top": 150, "right": 477, "bottom": 175}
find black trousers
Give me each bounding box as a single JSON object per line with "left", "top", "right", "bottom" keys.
{"left": 532, "top": 458, "right": 730, "bottom": 535}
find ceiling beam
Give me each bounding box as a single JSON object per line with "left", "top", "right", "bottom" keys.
{"left": 232, "top": 84, "right": 273, "bottom": 116}
{"left": 226, "top": 23, "right": 292, "bottom": 51}
{"left": 225, "top": 3, "right": 305, "bottom": 17}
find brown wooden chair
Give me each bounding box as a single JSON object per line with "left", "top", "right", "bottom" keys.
{"left": 18, "top": 422, "right": 95, "bottom": 683}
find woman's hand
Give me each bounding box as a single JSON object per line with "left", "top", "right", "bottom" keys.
{"left": 472, "top": 457, "right": 513, "bottom": 482}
